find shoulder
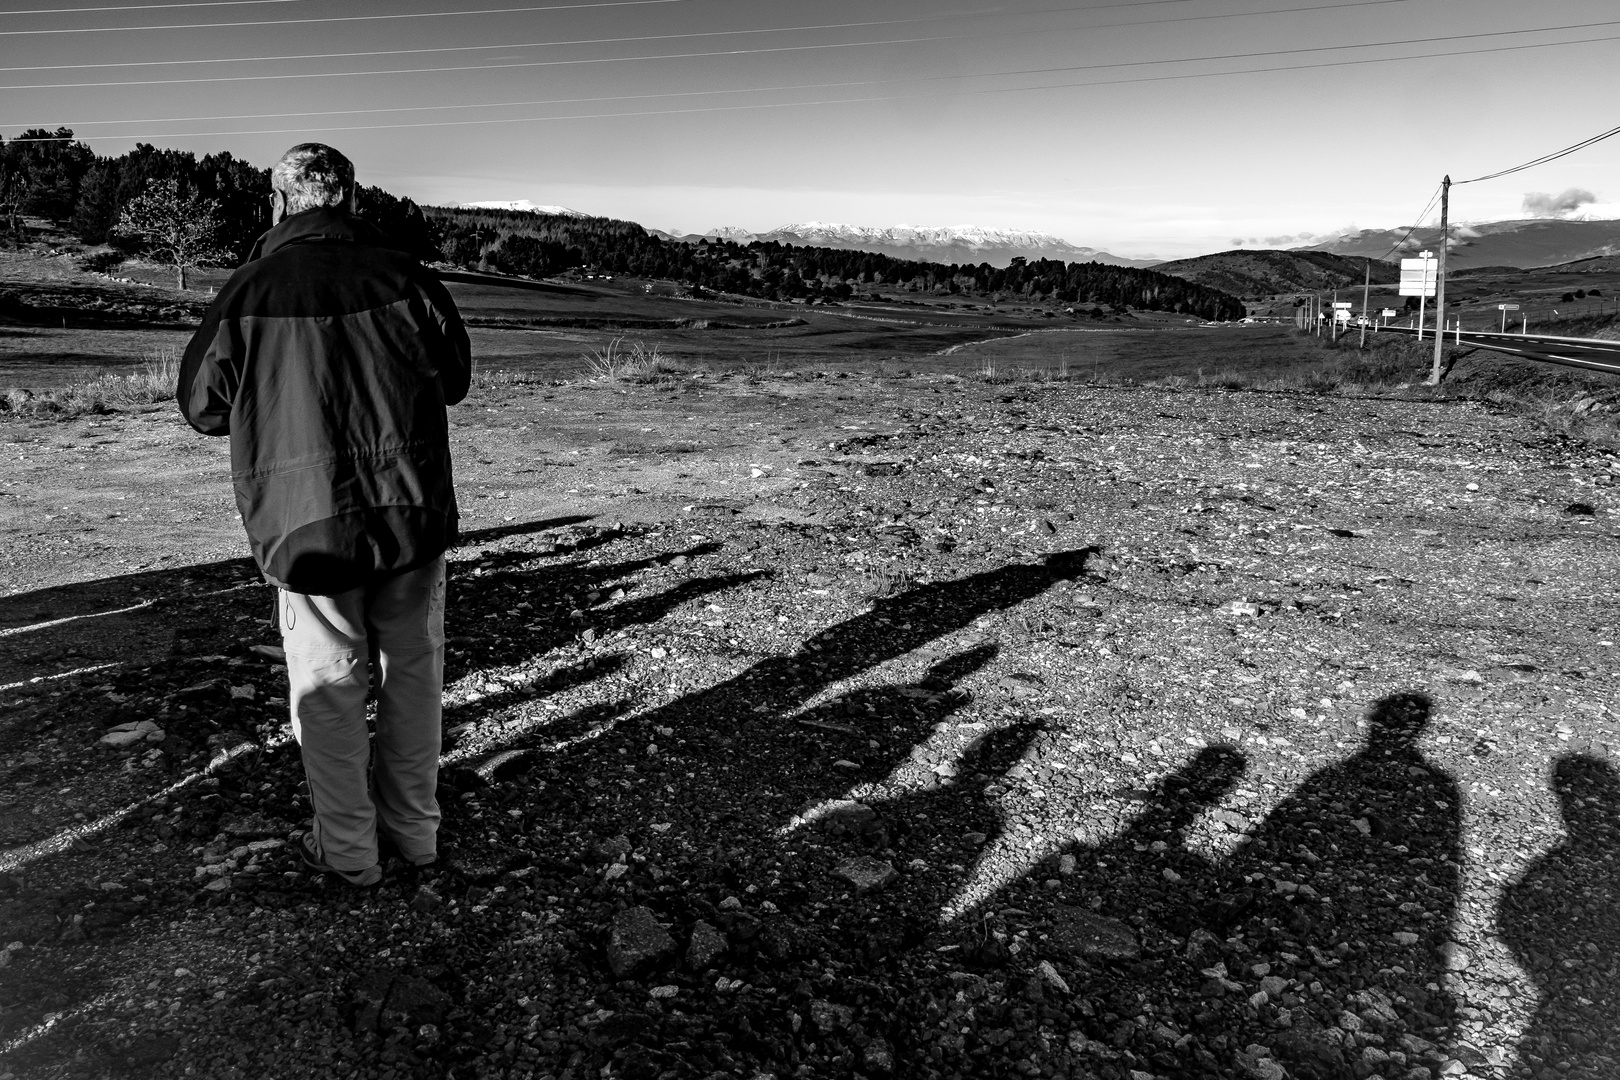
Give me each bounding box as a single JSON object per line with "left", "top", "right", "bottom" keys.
{"left": 219, "top": 241, "right": 426, "bottom": 318}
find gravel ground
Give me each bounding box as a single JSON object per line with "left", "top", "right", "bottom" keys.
{"left": 1, "top": 372, "right": 1618, "bottom": 1080}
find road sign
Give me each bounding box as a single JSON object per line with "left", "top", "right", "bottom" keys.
{"left": 1332, "top": 301, "right": 1353, "bottom": 309}
{"left": 1381, "top": 308, "right": 1397, "bottom": 318}
{"left": 1497, "top": 303, "right": 1520, "bottom": 311}
{"left": 1399, "top": 256, "right": 1437, "bottom": 297}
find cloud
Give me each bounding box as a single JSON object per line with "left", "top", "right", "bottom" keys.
{"left": 1227, "top": 227, "right": 1359, "bottom": 249}
{"left": 1522, "top": 188, "right": 1598, "bottom": 218}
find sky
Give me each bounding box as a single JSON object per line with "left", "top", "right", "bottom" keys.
{"left": 3, "top": 0, "right": 1620, "bottom": 258}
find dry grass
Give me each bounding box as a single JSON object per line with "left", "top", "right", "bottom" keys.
{"left": 581, "top": 336, "right": 681, "bottom": 382}
{"left": 858, "top": 564, "right": 914, "bottom": 600}
{"left": 0, "top": 348, "right": 179, "bottom": 420}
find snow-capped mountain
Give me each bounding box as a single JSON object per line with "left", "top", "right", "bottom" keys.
{"left": 700, "top": 225, "right": 757, "bottom": 242}
{"left": 461, "top": 200, "right": 586, "bottom": 217}
{"left": 690, "top": 222, "right": 1161, "bottom": 268}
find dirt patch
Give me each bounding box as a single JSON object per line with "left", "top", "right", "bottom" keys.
{"left": 2, "top": 370, "right": 1618, "bottom": 1078}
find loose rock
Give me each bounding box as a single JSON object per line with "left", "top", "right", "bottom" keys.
{"left": 607, "top": 906, "right": 676, "bottom": 978}
{"left": 832, "top": 856, "right": 898, "bottom": 893}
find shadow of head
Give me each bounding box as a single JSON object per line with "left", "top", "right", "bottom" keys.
{"left": 1164, "top": 743, "right": 1246, "bottom": 804}
{"left": 1364, "top": 690, "right": 1434, "bottom": 748}
{"left": 1042, "top": 547, "right": 1104, "bottom": 581}
{"left": 922, "top": 642, "right": 999, "bottom": 688}
{"left": 1144, "top": 743, "right": 1246, "bottom": 832}
{"left": 957, "top": 718, "right": 1042, "bottom": 779}
{"left": 1551, "top": 753, "right": 1620, "bottom": 834}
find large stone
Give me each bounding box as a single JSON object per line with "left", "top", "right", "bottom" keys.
{"left": 831, "top": 856, "right": 897, "bottom": 893}
{"left": 1438, "top": 941, "right": 1472, "bottom": 971}
{"left": 99, "top": 721, "right": 164, "bottom": 748}
{"left": 816, "top": 800, "right": 877, "bottom": 836}
{"left": 219, "top": 812, "right": 289, "bottom": 839}
{"left": 862, "top": 1037, "right": 896, "bottom": 1074}
{"left": 1048, "top": 906, "right": 1140, "bottom": 961}
{"left": 686, "top": 920, "right": 727, "bottom": 970}
{"left": 608, "top": 906, "right": 676, "bottom": 978}
{"left": 810, "top": 999, "right": 854, "bottom": 1032}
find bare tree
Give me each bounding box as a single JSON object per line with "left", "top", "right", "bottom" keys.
{"left": 112, "top": 177, "right": 232, "bottom": 290}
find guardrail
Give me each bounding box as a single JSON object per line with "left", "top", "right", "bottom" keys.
{"left": 1378, "top": 324, "right": 1620, "bottom": 378}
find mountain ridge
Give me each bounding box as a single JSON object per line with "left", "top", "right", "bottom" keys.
{"left": 1151, "top": 249, "right": 1399, "bottom": 298}
{"left": 1305, "top": 218, "right": 1620, "bottom": 269}
{"left": 651, "top": 221, "right": 1161, "bottom": 269}
{"left": 462, "top": 200, "right": 587, "bottom": 217}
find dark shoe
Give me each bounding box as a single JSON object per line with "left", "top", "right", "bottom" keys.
{"left": 300, "top": 833, "right": 381, "bottom": 887}
{"left": 378, "top": 830, "right": 438, "bottom": 868}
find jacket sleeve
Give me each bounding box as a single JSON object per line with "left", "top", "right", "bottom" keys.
{"left": 177, "top": 299, "right": 236, "bottom": 436}
{"left": 421, "top": 274, "right": 472, "bottom": 406}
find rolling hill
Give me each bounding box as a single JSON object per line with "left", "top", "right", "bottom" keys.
{"left": 1149, "top": 249, "right": 1399, "bottom": 298}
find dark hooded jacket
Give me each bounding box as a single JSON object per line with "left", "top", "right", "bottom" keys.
{"left": 178, "top": 207, "right": 472, "bottom": 595}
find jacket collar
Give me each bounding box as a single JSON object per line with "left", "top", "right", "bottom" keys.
{"left": 246, "top": 207, "right": 388, "bottom": 262}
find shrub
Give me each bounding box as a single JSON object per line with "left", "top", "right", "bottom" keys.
{"left": 581, "top": 337, "right": 678, "bottom": 382}
{"left": 0, "top": 348, "right": 178, "bottom": 420}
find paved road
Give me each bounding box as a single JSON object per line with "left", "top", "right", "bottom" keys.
{"left": 1378, "top": 324, "right": 1620, "bottom": 376}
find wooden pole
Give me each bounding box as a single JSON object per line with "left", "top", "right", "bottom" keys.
{"left": 1428, "top": 176, "right": 1450, "bottom": 384}
{"left": 1360, "top": 259, "right": 1370, "bottom": 348}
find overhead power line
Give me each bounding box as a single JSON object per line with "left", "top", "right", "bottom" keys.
{"left": 0, "top": 0, "right": 691, "bottom": 36}
{"left": 0, "top": 0, "right": 301, "bottom": 13}
{"left": 9, "top": 23, "right": 1619, "bottom": 140}
{"left": 20, "top": 23, "right": 1606, "bottom": 133}
{"left": 5, "top": 14, "right": 1616, "bottom": 93}
{"left": 1376, "top": 184, "right": 1444, "bottom": 261}
{"left": 0, "top": 0, "right": 1424, "bottom": 75}
{"left": 0, "top": 0, "right": 1219, "bottom": 36}
{"left": 1456, "top": 122, "right": 1620, "bottom": 185}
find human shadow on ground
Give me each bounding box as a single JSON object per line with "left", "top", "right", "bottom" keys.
{"left": 2, "top": 531, "right": 1476, "bottom": 1080}
{"left": 1207, "top": 690, "right": 1463, "bottom": 1079}
{"left": 1499, "top": 754, "right": 1620, "bottom": 1079}
{"left": 0, "top": 525, "right": 762, "bottom": 1070}
{"left": 893, "top": 692, "right": 1464, "bottom": 1080}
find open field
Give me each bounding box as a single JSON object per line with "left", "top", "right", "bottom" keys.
{"left": 1, "top": 360, "right": 1619, "bottom": 1079}
{"left": 2, "top": 247, "right": 1242, "bottom": 389}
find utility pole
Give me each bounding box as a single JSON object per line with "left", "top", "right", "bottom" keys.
{"left": 1331, "top": 288, "right": 1339, "bottom": 342}
{"left": 1360, "top": 259, "right": 1370, "bottom": 348}
{"left": 1428, "top": 175, "right": 1450, "bottom": 385}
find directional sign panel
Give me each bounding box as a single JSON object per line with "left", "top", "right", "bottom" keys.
{"left": 1399, "top": 257, "right": 1437, "bottom": 297}
{"left": 1498, "top": 303, "right": 1520, "bottom": 311}
{"left": 1381, "top": 308, "right": 1397, "bottom": 318}
{"left": 1332, "top": 301, "right": 1353, "bottom": 309}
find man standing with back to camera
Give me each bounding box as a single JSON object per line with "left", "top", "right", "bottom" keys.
{"left": 178, "top": 143, "right": 471, "bottom": 887}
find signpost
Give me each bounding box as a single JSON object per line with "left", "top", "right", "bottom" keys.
{"left": 1498, "top": 302, "right": 1520, "bottom": 333}
{"left": 1400, "top": 251, "right": 1438, "bottom": 340}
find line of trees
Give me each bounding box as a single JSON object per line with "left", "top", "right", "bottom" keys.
{"left": 1, "top": 129, "right": 1244, "bottom": 318}
{"left": 425, "top": 206, "right": 1245, "bottom": 319}
{"left": 0, "top": 129, "right": 434, "bottom": 287}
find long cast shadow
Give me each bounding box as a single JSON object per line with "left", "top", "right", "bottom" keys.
{"left": 1209, "top": 691, "right": 1462, "bottom": 1080}
{"left": 1499, "top": 754, "right": 1620, "bottom": 1078}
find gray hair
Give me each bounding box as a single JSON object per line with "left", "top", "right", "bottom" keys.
{"left": 270, "top": 143, "right": 355, "bottom": 214}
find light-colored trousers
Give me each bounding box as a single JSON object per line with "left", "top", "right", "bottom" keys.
{"left": 278, "top": 556, "right": 446, "bottom": 871}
